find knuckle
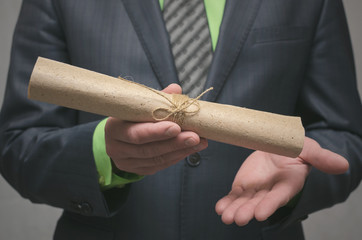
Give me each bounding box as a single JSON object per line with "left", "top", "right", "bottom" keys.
{"left": 170, "top": 141, "right": 183, "bottom": 153}
{"left": 143, "top": 144, "right": 164, "bottom": 158}
{"left": 152, "top": 155, "right": 166, "bottom": 166}
{"left": 128, "top": 127, "right": 143, "bottom": 144}
{"left": 162, "top": 159, "right": 178, "bottom": 169}
{"left": 139, "top": 146, "right": 153, "bottom": 157}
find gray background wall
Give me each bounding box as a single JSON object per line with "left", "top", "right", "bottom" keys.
{"left": 0, "top": 0, "right": 361, "bottom": 239}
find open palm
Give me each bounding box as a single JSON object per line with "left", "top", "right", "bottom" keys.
{"left": 215, "top": 137, "right": 349, "bottom": 226}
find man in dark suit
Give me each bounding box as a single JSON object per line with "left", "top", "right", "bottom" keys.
{"left": 0, "top": 0, "right": 361, "bottom": 239}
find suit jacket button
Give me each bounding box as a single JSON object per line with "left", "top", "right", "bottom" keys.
{"left": 71, "top": 201, "right": 93, "bottom": 215}
{"left": 80, "top": 202, "right": 93, "bottom": 215}
{"left": 186, "top": 153, "right": 201, "bottom": 167}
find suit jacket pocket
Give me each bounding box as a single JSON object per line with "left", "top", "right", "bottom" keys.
{"left": 253, "top": 26, "right": 309, "bottom": 44}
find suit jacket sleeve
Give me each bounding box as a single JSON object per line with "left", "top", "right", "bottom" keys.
{"left": 0, "top": 0, "right": 124, "bottom": 217}
{"left": 280, "top": 0, "right": 362, "bottom": 227}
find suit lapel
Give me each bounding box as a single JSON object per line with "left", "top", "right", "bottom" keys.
{"left": 204, "top": 0, "right": 263, "bottom": 101}
{"left": 121, "top": 0, "right": 178, "bottom": 89}
{"left": 121, "top": 0, "right": 262, "bottom": 98}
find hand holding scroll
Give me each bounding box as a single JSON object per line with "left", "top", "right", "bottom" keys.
{"left": 106, "top": 84, "right": 208, "bottom": 175}
{"left": 215, "top": 137, "right": 349, "bottom": 226}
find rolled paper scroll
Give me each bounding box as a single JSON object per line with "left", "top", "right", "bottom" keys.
{"left": 28, "top": 57, "right": 305, "bottom": 157}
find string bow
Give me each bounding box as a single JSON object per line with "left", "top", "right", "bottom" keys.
{"left": 152, "top": 87, "right": 213, "bottom": 125}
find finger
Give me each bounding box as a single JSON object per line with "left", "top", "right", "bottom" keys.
{"left": 215, "top": 189, "right": 240, "bottom": 216}
{"left": 119, "top": 131, "right": 202, "bottom": 159}
{"left": 119, "top": 136, "right": 207, "bottom": 161}
{"left": 299, "top": 137, "right": 349, "bottom": 174}
{"left": 162, "top": 83, "right": 182, "bottom": 94}
{"left": 120, "top": 140, "right": 208, "bottom": 175}
{"left": 106, "top": 118, "right": 182, "bottom": 144}
{"left": 219, "top": 189, "right": 254, "bottom": 225}
{"left": 254, "top": 182, "right": 297, "bottom": 222}
{"left": 234, "top": 190, "right": 268, "bottom": 226}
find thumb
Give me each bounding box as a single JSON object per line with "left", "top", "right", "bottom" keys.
{"left": 162, "top": 83, "right": 182, "bottom": 95}
{"left": 299, "top": 137, "right": 349, "bottom": 174}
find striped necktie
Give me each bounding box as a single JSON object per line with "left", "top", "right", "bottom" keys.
{"left": 163, "top": 0, "right": 213, "bottom": 97}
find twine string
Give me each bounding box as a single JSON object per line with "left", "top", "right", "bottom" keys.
{"left": 152, "top": 88, "right": 213, "bottom": 125}
{"left": 118, "top": 77, "right": 213, "bottom": 125}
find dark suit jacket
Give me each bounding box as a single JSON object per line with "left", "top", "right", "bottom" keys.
{"left": 1, "top": 0, "right": 361, "bottom": 239}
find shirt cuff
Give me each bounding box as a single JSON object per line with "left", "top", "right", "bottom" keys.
{"left": 93, "top": 118, "right": 144, "bottom": 190}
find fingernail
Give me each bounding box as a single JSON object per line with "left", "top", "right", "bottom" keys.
{"left": 165, "top": 125, "right": 179, "bottom": 137}
{"left": 193, "top": 139, "right": 207, "bottom": 151}
{"left": 193, "top": 142, "right": 205, "bottom": 151}
{"left": 185, "top": 138, "right": 197, "bottom": 146}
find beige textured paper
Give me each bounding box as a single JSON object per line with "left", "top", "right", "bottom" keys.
{"left": 28, "top": 57, "right": 305, "bottom": 157}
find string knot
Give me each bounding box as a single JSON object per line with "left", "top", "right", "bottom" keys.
{"left": 117, "top": 76, "right": 213, "bottom": 126}
{"left": 152, "top": 88, "right": 213, "bottom": 125}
